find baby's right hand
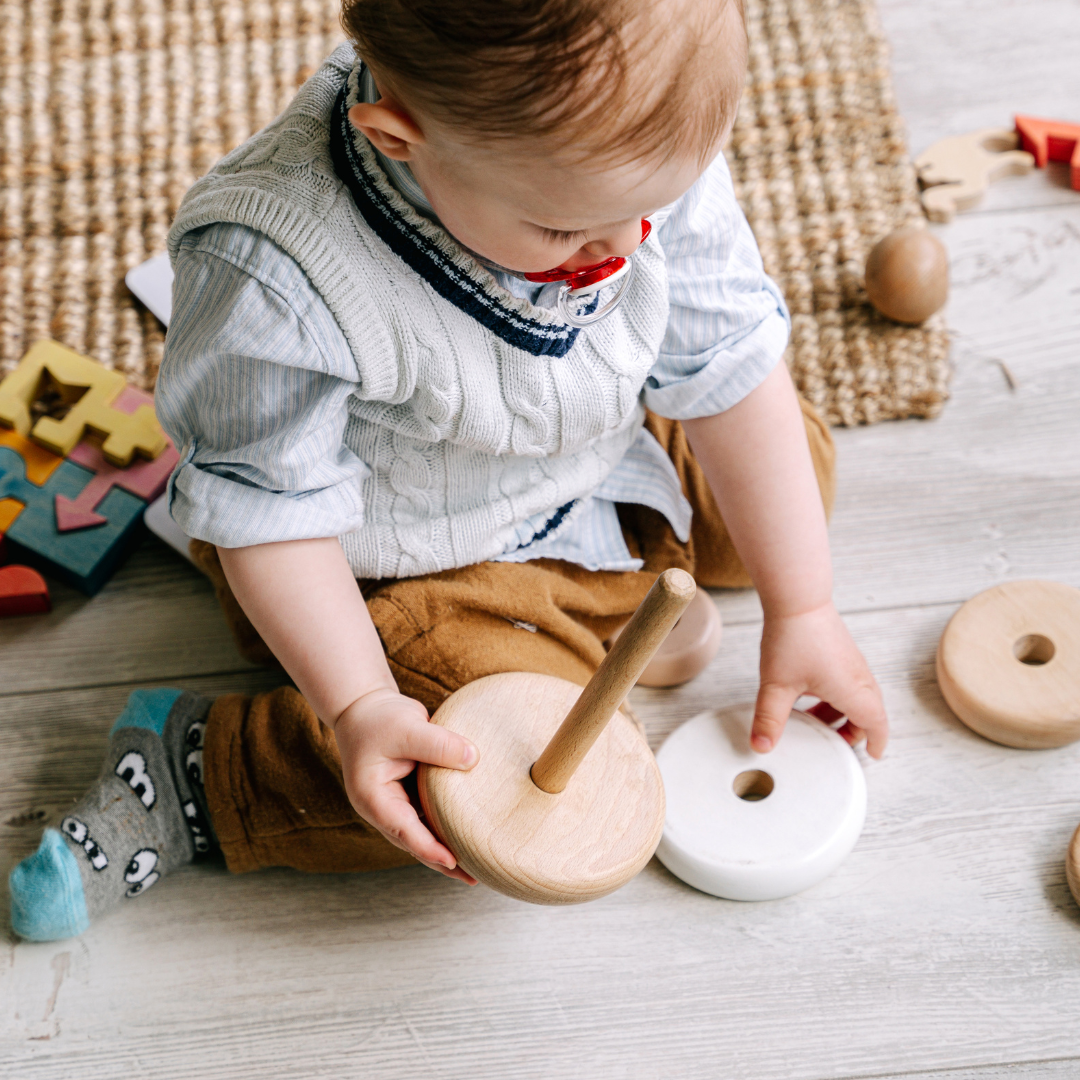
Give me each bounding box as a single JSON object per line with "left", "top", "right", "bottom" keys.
{"left": 333, "top": 688, "right": 480, "bottom": 883}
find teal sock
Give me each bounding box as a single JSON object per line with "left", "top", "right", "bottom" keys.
{"left": 9, "top": 689, "right": 216, "bottom": 942}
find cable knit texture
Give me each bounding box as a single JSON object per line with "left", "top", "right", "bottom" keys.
{"left": 167, "top": 46, "right": 671, "bottom": 580}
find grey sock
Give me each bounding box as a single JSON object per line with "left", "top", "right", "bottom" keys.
{"left": 56, "top": 689, "right": 216, "bottom": 920}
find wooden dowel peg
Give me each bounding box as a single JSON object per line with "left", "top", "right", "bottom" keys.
{"left": 530, "top": 568, "right": 696, "bottom": 794}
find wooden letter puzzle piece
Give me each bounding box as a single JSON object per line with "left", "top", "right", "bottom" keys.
{"left": 0, "top": 446, "right": 145, "bottom": 595}
{"left": 0, "top": 340, "right": 167, "bottom": 466}
{"left": 915, "top": 129, "right": 1035, "bottom": 222}
{"left": 1015, "top": 114, "right": 1080, "bottom": 191}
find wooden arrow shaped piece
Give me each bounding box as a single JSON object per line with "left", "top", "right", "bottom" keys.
{"left": 55, "top": 439, "right": 179, "bottom": 533}
{"left": 1015, "top": 114, "right": 1080, "bottom": 190}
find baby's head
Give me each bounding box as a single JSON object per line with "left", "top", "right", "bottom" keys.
{"left": 342, "top": 0, "right": 747, "bottom": 273}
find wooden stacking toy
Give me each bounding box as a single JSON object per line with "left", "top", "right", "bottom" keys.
{"left": 608, "top": 586, "right": 722, "bottom": 687}
{"left": 1068, "top": 824, "right": 1080, "bottom": 909}
{"left": 418, "top": 568, "right": 695, "bottom": 904}
{"left": 937, "top": 580, "right": 1080, "bottom": 749}
{"left": 655, "top": 703, "right": 867, "bottom": 901}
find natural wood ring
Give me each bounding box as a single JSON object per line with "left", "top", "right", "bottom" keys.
{"left": 1067, "top": 822, "right": 1080, "bottom": 909}
{"left": 936, "top": 580, "right": 1080, "bottom": 749}
{"left": 418, "top": 672, "right": 664, "bottom": 905}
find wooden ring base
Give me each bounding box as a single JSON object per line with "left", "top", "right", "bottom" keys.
{"left": 936, "top": 580, "right": 1080, "bottom": 749}
{"left": 418, "top": 672, "right": 665, "bottom": 905}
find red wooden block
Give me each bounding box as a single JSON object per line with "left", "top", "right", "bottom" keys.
{"left": 0, "top": 564, "right": 51, "bottom": 617}
{"left": 1015, "top": 115, "right": 1080, "bottom": 191}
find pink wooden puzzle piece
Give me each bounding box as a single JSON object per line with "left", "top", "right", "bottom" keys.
{"left": 55, "top": 440, "right": 179, "bottom": 531}
{"left": 55, "top": 384, "right": 179, "bottom": 532}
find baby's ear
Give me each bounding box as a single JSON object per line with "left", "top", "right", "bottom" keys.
{"left": 348, "top": 101, "right": 425, "bottom": 160}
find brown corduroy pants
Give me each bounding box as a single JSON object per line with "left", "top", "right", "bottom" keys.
{"left": 192, "top": 407, "right": 835, "bottom": 875}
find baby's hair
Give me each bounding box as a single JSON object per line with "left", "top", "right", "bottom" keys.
{"left": 341, "top": 0, "right": 747, "bottom": 165}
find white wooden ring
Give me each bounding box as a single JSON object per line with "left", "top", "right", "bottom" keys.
{"left": 655, "top": 704, "right": 867, "bottom": 901}
{"left": 936, "top": 580, "right": 1080, "bottom": 749}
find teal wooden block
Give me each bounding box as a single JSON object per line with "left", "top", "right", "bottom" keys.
{"left": 0, "top": 446, "right": 145, "bottom": 595}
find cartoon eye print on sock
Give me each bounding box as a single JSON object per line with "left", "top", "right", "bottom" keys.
{"left": 186, "top": 721, "right": 206, "bottom": 787}
{"left": 124, "top": 848, "right": 160, "bottom": 898}
{"left": 183, "top": 800, "right": 211, "bottom": 853}
{"left": 61, "top": 815, "right": 109, "bottom": 871}
{"left": 115, "top": 750, "right": 156, "bottom": 809}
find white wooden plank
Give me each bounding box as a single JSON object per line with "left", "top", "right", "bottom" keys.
{"left": 4, "top": 606, "right": 1080, "bottom": 1080}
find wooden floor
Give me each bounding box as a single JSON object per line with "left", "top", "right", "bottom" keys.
{"left": 3, "top": 2, "right": 1080, "bottom": 1077}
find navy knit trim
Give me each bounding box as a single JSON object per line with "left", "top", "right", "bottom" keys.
{"left": 513, "top": 500, "right": 578, "bottom": 551}
{"left": 329, "top": 82, "right": 592, "bottom": 358}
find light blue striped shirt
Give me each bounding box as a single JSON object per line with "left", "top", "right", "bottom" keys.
{"left": 158, "top": 145, "right": 789, "bottom": 572}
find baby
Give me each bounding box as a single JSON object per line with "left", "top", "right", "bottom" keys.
{"left": 10, "top": 0, "right": 887, "bottom": 939}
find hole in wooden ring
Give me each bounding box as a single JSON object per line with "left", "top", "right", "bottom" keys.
{"left": 1013, "top": 634, "right": 1055, "bottom": 666}
{"left": 733, "top": 770, "right": 774, "bottom": 801}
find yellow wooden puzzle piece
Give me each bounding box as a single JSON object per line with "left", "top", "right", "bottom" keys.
{"left": 0, "top": 340, "right": 167, "bottom": 467}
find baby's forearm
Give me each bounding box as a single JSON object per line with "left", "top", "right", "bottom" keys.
{"left": 217, "top": 538, "right": 396, "bottom": 726}
{"left": 682, "top": 362, "right": 833, "bottom": 619}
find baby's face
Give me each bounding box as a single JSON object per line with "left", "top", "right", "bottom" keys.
{"left": 404, "top": 134, "right": 723, "bottom": 274}
{"left": 350, "top": 0, "right": 745, "bottom": 275}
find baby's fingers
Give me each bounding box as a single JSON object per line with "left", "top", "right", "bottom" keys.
{"left": 832, "top": 683, "right": 889, "bottom": 760}
{"left": 397, "top": 716, "right": 479, "bottom": 772}
{"left": 368, "top": 788, "right": 477, "bottom": 884}
{"left": 751, "top": 682, "right": 800, "bottom": 753}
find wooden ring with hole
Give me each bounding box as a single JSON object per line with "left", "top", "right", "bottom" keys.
{"left": 1067, "top": 822, "right": 1080, "bottom": 909}
{"left": 936, "top": 580, "right": 1080, "bottom": 749}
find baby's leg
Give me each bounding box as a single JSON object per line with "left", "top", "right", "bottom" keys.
{"left": 9, "top": 690, "right": 215, "bottom": 941}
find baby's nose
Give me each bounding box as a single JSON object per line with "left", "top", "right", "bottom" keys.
{"left": 582, "top": 219, "right": 646, "bottom": 260}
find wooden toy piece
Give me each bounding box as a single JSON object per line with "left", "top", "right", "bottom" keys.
{"left": 0, "top": 564, "right": 51, "bottom": 617}
{"left": 56, "top": 438, "right": 179, "bottom": 531}
{"left": 0, "top": 446, "right": 146, "bottom": 595}
{"left": 915, "top": 129, "right": 1035, "bottom": 222}
{"left": 655, "top": 703, "right": 867, "bottom": 901}
{"left": 1067, "top": 822, "right": 1080, "bottom": 909}
{"left": 418, "top": 568, "right": 695, "bottom": 904}
{"left": 864, "top": 227, "right": 949, "bottom": 325}
{"left": 1015, "top": 115, "right": 1080, "bottom": 191}
{"left": 0, "top": 340, "right": 167, "bottom": 466}
{"left": 607, "top": 585, "right": 721, "bottom": 687}
{"left": 937, "top": 580, "right": 1080, "bottom": 750}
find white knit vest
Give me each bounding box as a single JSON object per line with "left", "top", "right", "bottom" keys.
{"left": 168, "top": 46, "right": 671, "bottom": 579}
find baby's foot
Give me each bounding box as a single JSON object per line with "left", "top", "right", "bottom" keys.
{"left": 9, "top": 688, "right": 215, "bottom": 941}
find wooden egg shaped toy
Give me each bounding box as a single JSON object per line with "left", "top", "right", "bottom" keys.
{"left": 937, "top": 580, "right": 1080, "bottom": 749}
{"left": 418, "top": 569, "right": 695, "bottom": 905}
{"left": 655, "top": 703, "right": 867, "bottom": 901}
{"left": 865, "top": 226, "right": 949, "bottom": 324}
{"left": 608, "top": 586, "right": 722, "bottom": 687}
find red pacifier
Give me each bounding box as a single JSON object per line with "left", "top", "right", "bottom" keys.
{"left": 523, "top": 219, "right": 652, "bottom": 328}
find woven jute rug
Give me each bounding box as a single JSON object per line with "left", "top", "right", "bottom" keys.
{"left": 0, "top": 0, "right": 948, "bottom": 424}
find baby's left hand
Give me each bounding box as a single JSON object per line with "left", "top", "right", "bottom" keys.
{"left": 752, "top": 601, "right": 888, "bottom": 759}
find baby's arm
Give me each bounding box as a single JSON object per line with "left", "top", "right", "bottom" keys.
{"left": 682, "top": 361, "right": 889, "bottom": 758}
{"left": 218, "top": 540, "right": 479, "bottom": 882}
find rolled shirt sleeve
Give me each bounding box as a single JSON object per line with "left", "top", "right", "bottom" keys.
{"left": 644, "top": 152, "right": 790, "bottom": 421}
{"left": 157, "top": 223, "right": 370, "bottom": 548}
